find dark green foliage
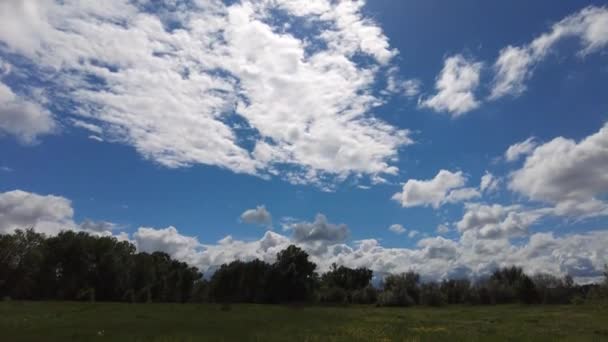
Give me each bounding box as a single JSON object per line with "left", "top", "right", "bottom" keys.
{"left": 318, "top": 263, "right": 373, "bottom": 304}
{"left": 377, "top": 272, "right": 420, "bottom": 307}
{"left": 0, "top": 229, "right": 202, "bottom": 303}
{"left": 321, "top": 263, "right": 373, "bottom": 291}
{"left": 420, "top": 282, "right": 446, "bottom": 306}
{"left": 351, "top": 286, "right": 378, "bottom": 304}
{"left": 271, "top": 245, "right": 317, "bottom": 302}
{"left": 208, "top": 259, "right": 272, "bottom": 303}
{"left": 440, "top": 279, "right": 471, "bottom": 304}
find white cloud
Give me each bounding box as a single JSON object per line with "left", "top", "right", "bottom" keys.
{"left": 509, "top": 123, "right": 608, "bottom": 218}
{"left": 70, "top": 119, "right": 103, "bottom": 135}
{"left": 490, "top": 6, "right": 608, "bottom": 99}
{"left": 388, "top": 224, "right": 406, "bottom": 234}
{"left": 456, "top": 203, "right": 545, "bottom": 240}
{"left": 417, "top": 236, "right": 459, "bottom": 260}
{"left": 88, "top": 135, "right": 104, "bottom": 142}
{"left": 0, "top": 0, "right": 412, "bottom": 187}
{"left": 0, "top": 80, "right": 56, "bottom": 144}
{"left": 0, "top": 190, "right": 599, "bottom": 283}
{"left": 240, "top": 205, "right": 272, "bottom": 226}
{"left": 0, "top": 189, "right": 74, "bottom": 235}
{"left": 408, "top": 230, "right": 420, "bottom": 239}
{"left": 2, "top": 190, "right": 597, "bottom": 283}
{"left": 420, "top": 54, "right": 482, "bottom": 117}
{"left": 480, "top": 171, "right": 500, "bottom": 193}
{"left": 134, "top": 226, "right": 203, "bottom": 265}
{"left": 140, "top": 224, "right": 608, "bottom": 283}
{"left": 505, "top": 137, "right": 537, "bottom": 162}
{"left": 392, "top": 170, "right": 479, "bottom": 208}
{"left": 0, "top": 189, "right": 125, "bottom": 238}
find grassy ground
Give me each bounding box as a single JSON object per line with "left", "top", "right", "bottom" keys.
{"left": 1, "top": 302, "right": 607, "bottom": 341}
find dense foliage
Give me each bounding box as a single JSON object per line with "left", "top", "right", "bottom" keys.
{"left": 1, "top": 230, "right": 606, "bottom": 306}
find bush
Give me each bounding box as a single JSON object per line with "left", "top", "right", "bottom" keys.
{"left": 377, "top": 289, "right": 414, "bottom": 307}
{"left": 351, "top": 286, "right": 378, "bottom": 304}
{"left": 318, "top": 286, "right": 347, "bottom": 304}
{"left": 420, "top": 283, "right": 446, "bottom": 307}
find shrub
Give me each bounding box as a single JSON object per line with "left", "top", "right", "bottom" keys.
{"left": 351, "top": 286, "right": 378, "bottom": 304}
{"left": 377, "top": 289, "right": 415, "bottom": 307}
{"left": 318, "top": 286, "right": 347, "bottom": 304}
{"left": 420, "top": 283, "right": 446, "bottom": 307}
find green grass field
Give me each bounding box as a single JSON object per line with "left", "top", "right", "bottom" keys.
{"left": 1, "top": 302, "right": 607, "bottom": 341}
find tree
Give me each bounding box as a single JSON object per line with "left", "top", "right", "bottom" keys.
{"left": 272, "top": 245, "right": 317, "bottom": 302}
{"left": 440, "top": 279, "right": 471, "bottom": 304}
{"left": 378, "top": 271, "right": 420, "bottom": 306}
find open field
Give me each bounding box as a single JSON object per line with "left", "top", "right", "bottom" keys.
{"left": 1, "top": 302, "right": 608, "bottom": 341}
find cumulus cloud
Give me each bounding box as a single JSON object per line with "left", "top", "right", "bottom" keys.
{"left": 140, "top": 224, "right": 608, "bottom": 283}
{"left": 420, "top": 54, "right": 482, "bottom": 116}
{"left": 291, "top": 214, "right": 349, "bottom": 244}
{"left": 7, "top": 192, "right": 595, "bottom": 284}
{"left": 240, "top": 205, "right": 272, "bottom": 226}
{"left": 134, "top": 226, "right": 203, "bottom": 265}
{"left": 509, "top": 123, "right": 608, "bottom": 218}
{"left": 490, "top": 6, "right": 608, "bottom": 99}
{"left": 417, "top": 236, "right": 459, "bottom": 260}
{"left": 505, "top": 137, "right": 537, "bottom": 162}
{"left": 0, "top": 189, "right": 125, "bottom": 238}
{"left": 456, "top": 203, "right": 545, "bottom": 239}
{"left": 0, "top": 80, "right": 56, "bottom": 144}
{"left": 0, "top": 0, "right": 412, "bottom": 187}
{"left": 392, "top": 170, "right": 479, "bottom": 208}
{"left": 0, "top": 189, "right": 598, "bottom": 283}
{"left": 388, "top": 224, "right": 406, "bottom": 234}
{"left": 0, "top": 189, "right": 74, "bottom": 235}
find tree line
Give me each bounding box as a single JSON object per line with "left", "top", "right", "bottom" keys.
{"left": 1, "top": 229, "right": 607, "bottom": 306}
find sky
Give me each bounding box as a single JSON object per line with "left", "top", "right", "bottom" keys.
{"left": 1, "top": 0, "right": 608, "bottom": 282}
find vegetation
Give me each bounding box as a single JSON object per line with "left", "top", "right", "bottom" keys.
{"left": 2, "top": 302, "right": 608, "bottom": 341}
{"left": 1, "top": 229, "right": 607, "bottom": 307}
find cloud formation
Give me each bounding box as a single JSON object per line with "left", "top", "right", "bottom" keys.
{"left": 505, "top": 137, "right": 537, "bottom": 162}
{"left": 388, "top": 224, "right": 406, "bottom": 234}
{"left": 0, "top": 189, "right": 74, "bottom": 235}
{"left": 509, "top": 123, "right": 608, "bottom": 218}
{"left": 490, "top": 6, "right": 608, "bottom": 99}
{"left": 135, "top": 222, "right": 608, "bottom": 284}
{"left": 420, "top": 54, "right": 482, "bottom": 116}
{"left": 0, "top": 80, "right": 56, "bottom": 144}
{"left": 457, "top": 203, "right": 544, "bottom": 239}
{"left": 0, "top": 0, "right": 412, "bottom": 187}
{"left": 240, "top": 205, "right": 272, "bottom": 226}
{"left": 291, "top": 214, "right": 349, "bottom": 244}
{"left": 392, "top": 170, "right": 479, "bottom": 208}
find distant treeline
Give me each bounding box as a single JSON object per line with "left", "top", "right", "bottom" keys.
{"left": 1, "top": 229, "right": 607, "bottom": 306}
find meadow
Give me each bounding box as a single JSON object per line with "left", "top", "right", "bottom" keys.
{"left": 1, "top": 302, "right": 607, "bottom": 341}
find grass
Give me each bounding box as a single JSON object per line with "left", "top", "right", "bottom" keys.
{"left": 1, "top": 302, "right": 607, "bottom": 341}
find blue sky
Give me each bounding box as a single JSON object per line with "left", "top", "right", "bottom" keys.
{"left": 1, "top": 0, "right": 607, "bottom": 281}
